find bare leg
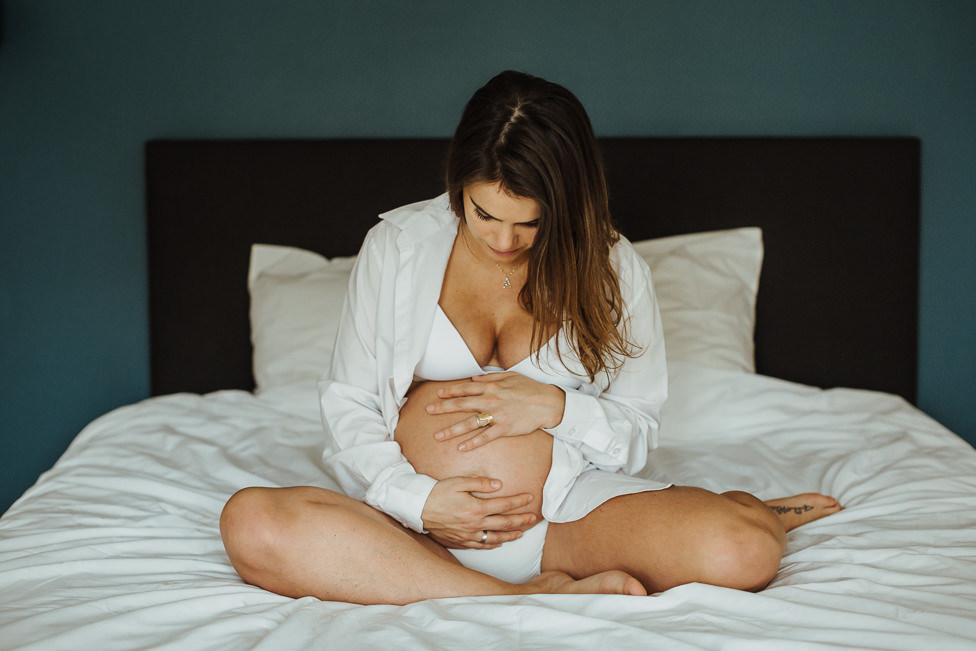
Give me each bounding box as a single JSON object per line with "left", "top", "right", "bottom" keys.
{"left": 219, "top": 486, "right": 645, "bottom": 605}
{"left": 542, "top": 486, "right": 790, "bottom": 594}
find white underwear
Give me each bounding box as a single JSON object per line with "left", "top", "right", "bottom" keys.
{"left": 447, "top": 519, "right": 550, "bottom": 584}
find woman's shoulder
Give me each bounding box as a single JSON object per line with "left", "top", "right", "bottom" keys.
{"left": 378, "top": 193, "right": 454, "bottom": 230}
{"left": 609, "top": 234, "right": 652, "bottom": 287}
{"left": 360, "top": 194, "right": 457, "bottom": 263}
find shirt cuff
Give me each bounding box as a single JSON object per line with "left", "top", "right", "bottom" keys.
{"left": 364, "top": 464, "right": 438, "bottom": 533}
{"left": 543, "top": 388, "right": 589, "bottom": 442}
{"left": 543, "top": 390, "right": 628, "bottom": 462}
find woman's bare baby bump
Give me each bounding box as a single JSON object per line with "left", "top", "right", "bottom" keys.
{"left": 395, "top": 380, "right": 552, "bottom": 520}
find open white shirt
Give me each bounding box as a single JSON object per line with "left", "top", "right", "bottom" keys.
{"left": 319, "top": 194, "right": 669, "bottom": 533}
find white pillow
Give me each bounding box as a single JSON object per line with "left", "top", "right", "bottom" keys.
{"left": 632, "top": 228, "right": 763, "bottom": 373}
{"left": 248, "top": 228, "right": 763, "bottom": 391}
{"left": 248, "top": 244, "right": 355, "bottom": 392}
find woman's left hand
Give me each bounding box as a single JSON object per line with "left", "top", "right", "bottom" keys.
{"left": 426, "top": 372, "right": 566, "bottom": 451}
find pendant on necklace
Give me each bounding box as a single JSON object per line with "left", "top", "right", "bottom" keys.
{"left": 494, "top": 263, "right": 515, "bottom": 289}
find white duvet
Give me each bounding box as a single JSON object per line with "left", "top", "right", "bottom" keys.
{"left": 2, "top": 362, "right": 975, "bottom": 650}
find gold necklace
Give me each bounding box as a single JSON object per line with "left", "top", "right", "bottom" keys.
{"left": 460, "top": 227, "right": 519, "bottom": 288}
{"left": 494, "top": 262, "right": 517, "bottom": 289}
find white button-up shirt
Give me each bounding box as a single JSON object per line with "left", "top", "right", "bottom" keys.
{"left": 319, "top": 195, "right": 669, "bottom": 532}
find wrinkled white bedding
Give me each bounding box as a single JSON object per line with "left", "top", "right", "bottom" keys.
{"left": 2, "top": 362, "right": 975, "bottom": 650}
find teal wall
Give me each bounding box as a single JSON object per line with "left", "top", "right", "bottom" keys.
{"left": 1, "top": 1, "right": 974, "bottom": 513}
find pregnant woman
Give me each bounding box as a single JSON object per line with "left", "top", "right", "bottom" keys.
{"left": 219, "top": 70, "right": 841, "bottom": 604}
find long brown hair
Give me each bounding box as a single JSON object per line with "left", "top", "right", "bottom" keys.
{"left": 446, "top": 70, "right": 635, "bottom": 382}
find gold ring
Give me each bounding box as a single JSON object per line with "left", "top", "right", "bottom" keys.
{"left": 475, "top": 412, "right": 494, "bottom": 427}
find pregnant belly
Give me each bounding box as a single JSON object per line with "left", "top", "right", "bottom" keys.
{"left": 395, "top": 380, "right": 552, "bottom": 521}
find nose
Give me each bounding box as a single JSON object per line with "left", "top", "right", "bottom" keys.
{"left": 495, "top": 224, "right": 517, "bottom": 250}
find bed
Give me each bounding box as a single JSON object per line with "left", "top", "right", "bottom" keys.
{"left": 2, "top": 137, "right": 975, "bottom": 650}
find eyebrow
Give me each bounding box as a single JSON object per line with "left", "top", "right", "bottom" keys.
{"left": 470, "top": 197, "right": 539, "bottom": 225}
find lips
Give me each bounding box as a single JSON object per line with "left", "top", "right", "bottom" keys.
{"left": 489, "top": 246, "right": 520, "bottom": 257}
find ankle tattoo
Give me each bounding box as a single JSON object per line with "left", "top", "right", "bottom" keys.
{"left": 770, "top": 504, "right": 814, "bottom": 515}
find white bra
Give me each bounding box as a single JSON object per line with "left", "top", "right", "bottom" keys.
{"left": 413, "top": 305, "right": 584, "bottom": 392}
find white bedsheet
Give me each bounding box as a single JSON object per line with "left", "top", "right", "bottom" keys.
{"left": 2, "top": 362, "right": 975, "bottom": 650}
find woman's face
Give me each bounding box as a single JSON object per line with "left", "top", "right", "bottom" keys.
{"left": 462, "top": 181, "right": 541, "bottom": 266}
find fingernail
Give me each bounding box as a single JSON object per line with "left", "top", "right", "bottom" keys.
{"left": 458, "top": 443, "right": 468, "bottom": 451}
{"left": 434, "top": 432, "right": 444, "bottom": 440}
{"left": 490, "top": 480, "right": 501, "bottom": 489}
{"left": 426, "top": 405, "right": 434, "bottom": 413}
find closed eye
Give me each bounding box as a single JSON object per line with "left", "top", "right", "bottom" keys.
{"left": 471, "top": 198, "right": 539, "bottom": 228}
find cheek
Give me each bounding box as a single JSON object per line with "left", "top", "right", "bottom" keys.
{"left": 462, "top": 216, "right": 484, "bottom": 238}
{"left": 469, "top": 221, "right": 492, "bottom": 242}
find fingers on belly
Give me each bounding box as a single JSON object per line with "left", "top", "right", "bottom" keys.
{"left": 396, "top": 381, "right": 552, "bottom": 513}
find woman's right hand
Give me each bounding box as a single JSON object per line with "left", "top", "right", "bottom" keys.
{"left": 421, "top": 476, "right": 538, "bottom": 549}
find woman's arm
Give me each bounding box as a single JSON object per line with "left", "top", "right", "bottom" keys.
{"left": 544, "top": 252, "right": 667, "bottom": 474}
{"left": 319, "top": 224, "right": 437, "bottom": 533}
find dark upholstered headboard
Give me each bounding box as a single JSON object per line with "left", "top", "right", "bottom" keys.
{"left": 146, "top": 138, "right": 920, "bottom": 402}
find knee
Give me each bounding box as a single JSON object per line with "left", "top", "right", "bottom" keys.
{"left": 702, "top": 503, "right": 786, "bottom": 591}
{"left": 219, "top": 487, "right": 283, "bottom": 574}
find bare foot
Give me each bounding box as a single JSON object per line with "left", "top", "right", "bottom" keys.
{"left": 765, "top": 493, "right": 843, "bottom": 531}
{"left": 526, "top": 570, "right": 647, "bottom": 596}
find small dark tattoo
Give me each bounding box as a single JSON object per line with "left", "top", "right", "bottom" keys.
{"left": 770, "top": 504, "right": 815, "bottom": 515}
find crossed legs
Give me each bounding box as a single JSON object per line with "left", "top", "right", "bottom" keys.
{"left": 219, "top": 483, "right": 839, "bottom": 603}
{"left": 219, "top": 377, "right": 840, "bottom": 603}
{"left": 219, "top": 485, "right": 644, "bottom": 605}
